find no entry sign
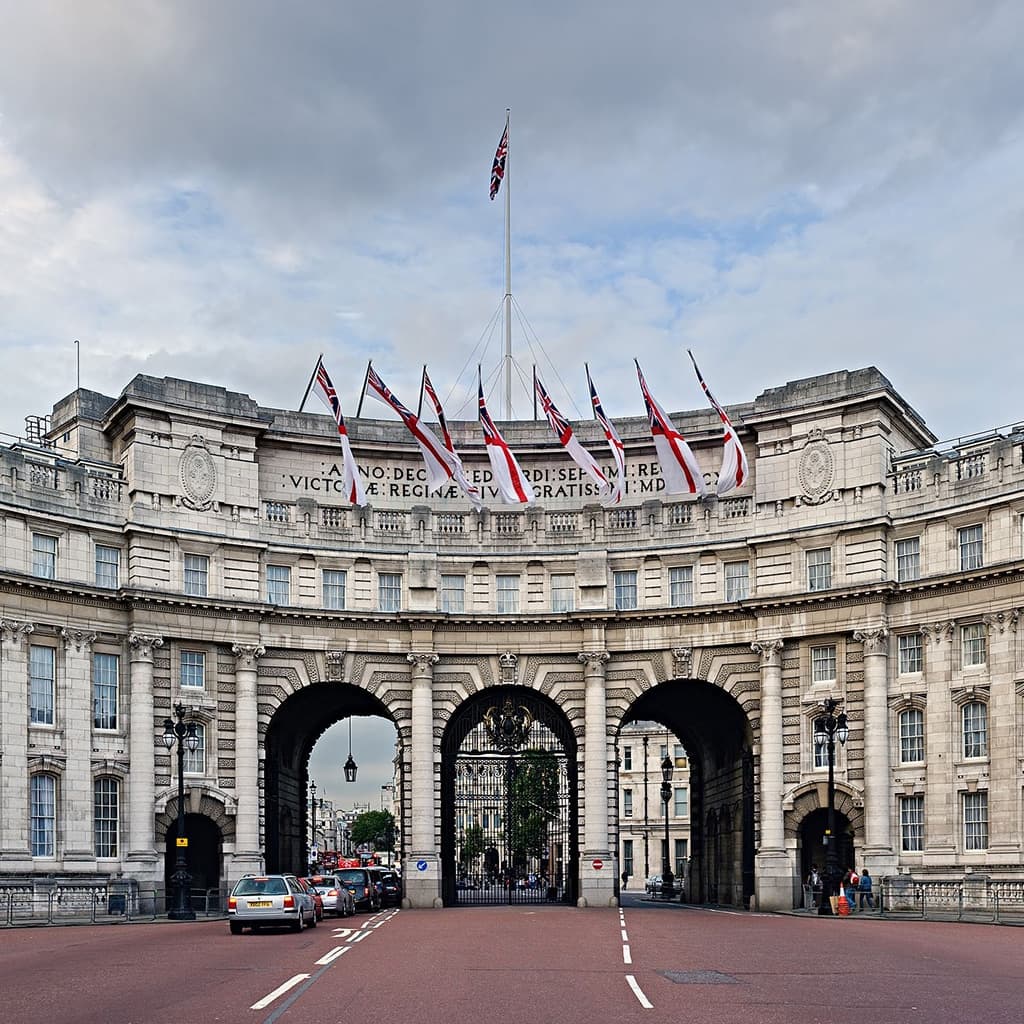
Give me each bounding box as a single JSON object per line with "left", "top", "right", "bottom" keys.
{"left": 592, "top": 858, "right": 603, "bottom": 870}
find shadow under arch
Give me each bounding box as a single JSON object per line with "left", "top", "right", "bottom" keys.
{"left": 439, "top": 685, "right": 579, "bottom": 907}
{"left": 622, "top": 677, "right": 754, "bottom": 907}
{"left": 263, "top": 681, "right": 400, "bottom": 874}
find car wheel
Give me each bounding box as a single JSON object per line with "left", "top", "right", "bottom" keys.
{"left": 309, "top": 909, "right": 317, "bottom": 928}
{"left": 292, "top": 913, "right": 304, "bottom": 932}
{"left": 229, "top": 921, "right": 243, "bottom": 935}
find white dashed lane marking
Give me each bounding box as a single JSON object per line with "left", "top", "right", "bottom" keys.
{"left": 626, "top": 974, "right": 653, "bottom": 1009}
{"left": 251, "top": 974, "right": 309, "bottom": 1010}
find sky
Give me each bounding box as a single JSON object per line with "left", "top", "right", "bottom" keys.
{"left": 308, "top": 716, "right": 399, "bottom": 816}
{"left": 1, "top": 2, "right": 1023, "bottom": 445}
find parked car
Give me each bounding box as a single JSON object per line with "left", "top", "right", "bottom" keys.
{"left": 645, "top": 874, "right": 681, "bottom": 897}
{"left": 369, "top": 867, "right": 402, "bottom": 907}
{"left": 228, "top": 874, "right": 317, "bottom": 934}
{"left": 337, "top": 867, "right": 381, "bottom": 912}
{"left": 302, "top": 874, "right": 356, "bottom": 917}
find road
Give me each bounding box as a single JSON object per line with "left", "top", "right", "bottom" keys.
{"left": 1, "top": 900, "right": 1021, "bottom": 1023}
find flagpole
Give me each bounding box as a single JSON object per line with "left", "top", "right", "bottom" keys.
{"left": 417, "top": 365, "right": 427, "bottom": 420}
{"left": 503, "top": 107, "right": 512, "bottom": 420}
{"left": 355, "top": 359, "right": 372, "bottom": 419}
{"left": 532, "top": 365, "right": 537, "bottom": 420}
{"left": 298, "top": 353, "right": 322, "bottom": 412}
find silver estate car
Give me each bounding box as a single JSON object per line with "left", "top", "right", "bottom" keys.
{"left": 301, "top": 874, "right": 356, "bottom": 917}
{"left": 228, "top": 873, "right": 317, "bottom": 933}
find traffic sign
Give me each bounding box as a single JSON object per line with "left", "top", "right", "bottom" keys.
{"left": 592, "top": 858, "right": 603, "bottom": 870}
{"left": 176, "top": 837, "right": 188, "bottom": 848}
{"left": 416, "top": 859, "right": 428, "bottom": 872}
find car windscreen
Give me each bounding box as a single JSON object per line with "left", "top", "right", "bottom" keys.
{"left": 234, "top": 877, "right": 287, "bottom": 896}
{"left": 338, "top": 870, "right": 368, "bottom": 884}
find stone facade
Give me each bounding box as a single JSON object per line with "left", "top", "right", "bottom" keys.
{"left": 0, "top": 367, "right": 1021, "bottom": 910}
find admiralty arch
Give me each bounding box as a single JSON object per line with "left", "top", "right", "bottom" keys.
{"left": 0, "top": 366, "right": 1022, "bottom": 911}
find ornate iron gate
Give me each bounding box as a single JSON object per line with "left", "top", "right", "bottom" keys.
{"left": 441, "top": 688, "right": 577, "bottom": 906}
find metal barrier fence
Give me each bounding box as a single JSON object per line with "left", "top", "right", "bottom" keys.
{"left": 2, "top": 885, "right": 228, "bottom": 927}
{"left": 878, "top": 884, "right": 1024, "bottom": 925}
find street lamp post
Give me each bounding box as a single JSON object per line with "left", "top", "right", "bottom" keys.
{"left": 660, "top": 754, "right": 675, "bottom": 900}
{"left": 309, "top": 780, "right": 319, "bottom": 868}
{"left": 161, "top": 703, "right": 198, "bottom": 921}
{"left": 642, "top": 735, "right": 650, "bottom": 882}
{"left": 814, "top": 698, "right": 849, "bottom": 916}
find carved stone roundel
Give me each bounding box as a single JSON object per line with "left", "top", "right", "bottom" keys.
{"left": 180, "top": 436, "right": 217, "bottom": 510}
{"left": 798, "top": 432, "right": 834, "bottom": 502}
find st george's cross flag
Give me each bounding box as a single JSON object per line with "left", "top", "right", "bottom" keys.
{"left": 420, "top": 368, "right": 485, "bottom": 511}
{"left": 635, "top": 360, "right": 707, "bottom": 497}
{"left": 688, "top": 350, "right": 749, "bottom": 495}
{"left": 534, "top": 372, "right": 610, "bottom": 501}
{"left": 363, "top": 364, "right": 462, "bottom": 495}
{"left": 479, "top": 375, "right": 534, "bottom": 504}
{"left": 311, "top": 356, "right": 367, "bottom": 506}
{"left": 489, "top": 118, "right": 508, "bottom": 200}
{"left": 585, "top": 365, "right": 626, "bottom": 505}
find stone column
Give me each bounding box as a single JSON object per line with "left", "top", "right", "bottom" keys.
{"left": 231, "top": 643, "right": 265, "bottom": 878}
{"left": 921, "top": 622, "right": 956, "bottom": 863}
{"left": 126, "top": 633, "right": 163, "bottom": 872}
{"left": 406, "top": 651, "right": 440, "bottom": 908}
{"left": 983, "top": 611, "right": 1020, "bottom": 860}
{"left": 578, "top": 649, "right": 614, "bottom": 907}
{"left": 751, "top": 639, "right": 790, "bottom": 911}
{"left": 854, "top": 627, "right": 895, "bottom": 875}
{"left": 0, "top": 620, "right": 34, "bottom": 867}
{"left": 61, "top": 628, "right": 98, "bottom": 864}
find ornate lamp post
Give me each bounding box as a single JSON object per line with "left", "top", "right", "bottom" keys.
{"left": 642, "top": 735, "right": 650, "bottom": 882}
{"left": 344, "top": 716, "right": 358, "bottom": 782}
{"left": 309, "top": 779, "right": 320, "bottom": 868}
{"left": 660, "top": 754, "right": 675, "bottom": 900}
{"left": 161, "top": 703, "right": 198, "bottom": 921}
{"left": 814, "top": 698, "right": 848, "bottom": 915}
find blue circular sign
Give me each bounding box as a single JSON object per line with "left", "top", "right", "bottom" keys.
{"left": 416, "top": 859, "right": 428, "bottom": 872}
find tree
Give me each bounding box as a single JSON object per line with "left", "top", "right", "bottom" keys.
{"left": 509, "top": 748, "right": 560, "bottom": 865}
{"left": 460, "top": 824, "right": 485, "bottom": 869}
{"left": 350, "top": 809, "right": 395, "bottom": 852}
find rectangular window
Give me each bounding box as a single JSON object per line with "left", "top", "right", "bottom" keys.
{"left": 673, "top": 787, "right": 688, "bottom": 817}
{"left": 183, "top": 554, "right": 209, "bottom": 597}
{"left": 496, "top": 574, "right": 520, "bottom": 614}
{"left": 963, "top": 792, "right": 988, "bottom": 851}
{"left": 379, "top": 573, "right": 402, "bottom": 612}
{"left": 724, "top": 561, "right": 749, "bottom": 601}
{"left": 962, "top": 702, "right": 988, "bottom": 759}
{"left": 180, "top": 650, "right": 206, "bottom": 689}
{"left": 623, "top": 789, "right": 633, "bottom": 817}
{"left": 95, "top": 544, "right": 120, "bottom": 588}
{"left": 623, "top": 839, "right": 634, "bottom": 878}
{"left": 323, "top": 569, "right": 347, "bottom": 610}
{"left": 32, "top": 533, "right": 57, "bottom": 579}
{"left": 898, "top": 633, "right": 923, "bottom": 674}
{"left": 31, "top": 775, "right": 56, "bottom": 857}
{"left": 183, "top": 723, "right": 206, "bottom": 775}
{"left": 673, "top": 743, "right": 687, "bottom": 767}
{"left": 623, "top": 746, "right": 632, "bottom": 771}
{"left": 811, "top": 645, "right": 837, "bottom": 683}
{"left": 807, "top": 548, "right": 832, "bottom": 591}
{"left": 551, "top": 573, "right": 575, "bottom": 613}
{"left": 958, "top": 524, "right": 984, "bottom": 571}
{"left": 94, "top": 778, "right": 119, "bottom": 858}
{"left": 895, "top": 537, "right": 921, "bottom": 582}
{"left": 29, "top": 645, "right": 55, "bottom": 726}
{"left": 614, "top": 570, "right": 638, "bottom": 610}
{"left": 669, "top": 566, "right": 693, "bottom": 607}
{"left": 961, "top": 623, "right": 986, "bottom": 667}
{"left": 813, "top": 717, "right": 828, "bottom": 769}
{"left": 266, "top": 564, "right": 290, "bottom": 605}
{"left": 900, "top": 795, "right": 924, "bottom": 851}
{"left": 899, "top": 709, "right": 924, "bottom": 764}
{"left": 440, "top": 574, "right": 465, "bottom": 614}
{"left": 93, "top": 652, "right": 118, "bottom": 730}
{"left": 674, "top": 838, "right": 688, "bottom": 872}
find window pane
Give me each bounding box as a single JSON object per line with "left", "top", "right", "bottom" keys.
{"left": 895, "top": 537, "right": 920, "bottom": 582}
{"left": 440, "top": 574, "right": 465, "bottom": 613}
{"left": 614, "top": 570, "right": 637, "bottom": 610}
{"left": 961, "top": 623, "right": 986, "bottom": 667}
{"left": 32, "top": 534, "right": 57, "bottom": 579}
{"left": 267, "top": 564, "right": 290, "bottom": 604}
{"left": 379, "top": 573, "right": 402, "bottom": 612}
{"left": 496, "top": 574, "right": 520, "bottom": 614}
{"left": 900, "top": 795, "right": 924, "bottom": 851}
{"left": 724, "top": 561, "right": 749, "bottom": 601}
{"left": 807, "top": 548, "right": 832, "bottom": 591}
{"left": 963, "top": 792, "right": 988, "bottom": 850}
{"left": 669, "top": 566, "right": 693, "bottom": 607}
{"left": 623, "top": 746, "right": 632, "bottom": 770}
{"left": 183, "top": 554, "right": 209, "bottom": 597}
{"left": 898, "top": 633, "right": 922, "bottom": 674}
{"left": 323, "top": 569, "right": 347, "bottom": 610}
{"left": 673, "top": 787, "right": 688, "bottom": 816}
{"left": 551, "top": 573, "right": 575, "bottom": 613}
{"left": 94, "top": 777, "right": 119, "bottom": 858}
{"left": 958, "top": 525, "right": 983, "bottom": 571}
{"left": 183, "top": 724, "right": 206, "bottom": 774}
{"left": 962, "top": 702, "right": 988, "bottom": 758}
{"left": 31, "top": 774, "right": 56, "bottom": 857}
{"left": 95, "top": 545, "right": 120, "bottom": 588}
{"left": 899, "top": 709, "right": 924, "bottom": 763}
{"left": 813, "top": 717, "right": 828, "bottom": 769}
{"left": 180, "top": 650, "right": 206, "bottom": 689}
{"left": 93, "top": 653, "right": 118, "bottom": 730}
{"left": 623, "top": 789, "right": 633, "bottom": 816}
{"left": 29, "top": 645, "right": 55, "bottom": 725}
{"left": 811, "top": 645, "right": 837, "bottom": 683}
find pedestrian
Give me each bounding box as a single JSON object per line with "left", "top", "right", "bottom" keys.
{"left": 621, "top": 869, "right": 629, "bottom": 890}
{"left": 807, "top": 864, "right": 822, "bottom": 909}
{"left": 858, "top": 868, "right": 874, "bottom": 910}
{"left": 843, "top": 867, "right": 858, "bottom": 912}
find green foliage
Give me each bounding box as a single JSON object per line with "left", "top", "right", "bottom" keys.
{"left": 460, "top": 824, "right": 485, "bottom": 865}
{"left": 509, "top": 748, "right": 559, "bottom": 863}
{"left": 350, "top": 809, "right": 395, "bottom": 849}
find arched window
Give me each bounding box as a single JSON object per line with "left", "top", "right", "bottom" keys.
{"left": 30, "top": 774, "right": 56, "bottom": 857}
{"left": 94, "top": 777, "right": 119, "bottom": 858}
{"left": 898, "top": 708, "right": 924, "bottom": 763}
{"left": 962, "top": 702, "right": 988, "bottom": 759}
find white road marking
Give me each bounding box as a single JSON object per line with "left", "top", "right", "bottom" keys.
{"left": 623, "top": 944, "right": 632, "bottom": 965}
{"left": 314, "top": 946, "right": 350, "bottom": 966}
{"left": 620, "top": 928, "right": 629, "bottom": 941}
{"left": 331, "top": 927, "right": 353, "bottom": 938}
{"left": 626, "top": 974, "right": 653, "bottom": 1009}
{"left": 250, "top": 974, "right": 309, "bottom": 1010}
{"left": 348, "top": 929, "right": 372, "bottom": 942}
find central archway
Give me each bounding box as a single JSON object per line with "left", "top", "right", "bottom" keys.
{"left": 440, "top": 686, "right": 578, "bottom": 906}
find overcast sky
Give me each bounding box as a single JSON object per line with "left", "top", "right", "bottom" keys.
{"left": 1, "top": 2, "right": 1023, "bottom": 443}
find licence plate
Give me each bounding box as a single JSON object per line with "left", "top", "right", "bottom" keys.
{"left": 247, "top": 900, "right": 272, "bottom": 908}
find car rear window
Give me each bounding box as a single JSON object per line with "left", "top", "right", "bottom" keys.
{"left": 235, "top": 877, "right": 287, "bottom": 896}
{"left": 338, "top": 869, "right": 368, "bottom": 884}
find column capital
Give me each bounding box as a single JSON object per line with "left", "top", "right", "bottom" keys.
{"left": 61, "top": 628, "right": 97, "bottom": 652}
{"left": 128, "top": 632, "right": 164, "bottom": 660}
{"left": 0, "top": 619, "right": 35, "bottom": 644}
{"left": 577, "top": 650, "right": 610, "bottom": 669}
{"left": 406, "top": 651, "right": 439, "bottom": 671}
{"left": 853, "top": 627, "right": 889, "bottom": 653}
{"left": 232, "top": 643, "right": 266, "bottom": 668}
{"left": 751, "top": 639, "right": 784, "bottom": 664}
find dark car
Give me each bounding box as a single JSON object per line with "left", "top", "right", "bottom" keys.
{"left": 369, "top": 867, "right": 402, "bottom": 907}
{"left": 337, "top": 867, "right": 380, "bottom": 912}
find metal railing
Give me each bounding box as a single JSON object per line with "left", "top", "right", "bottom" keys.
{"left": 2, "top": 885, "right": 228, "bottom": 927}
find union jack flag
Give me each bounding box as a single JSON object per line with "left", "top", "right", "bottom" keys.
{"left": 535, "top": 372, "right": 610, "bottom": 499}
{"left": 489, "top": 120, "right": 508, "bottom": 200}
{"left": 311, "top": 356, "right": 367, "bottom": 506}
{"left": 534, "top": 375, "right": 572, "bottom": 445}
{"left": 421, "top": 368, "right": 484, "bottom": 511}
{"left": 585, "top": 365, "right": 625, "bottom": 505}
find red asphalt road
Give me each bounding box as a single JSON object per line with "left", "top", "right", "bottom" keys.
{"left": 1, "top": 905, "right": 1021, "bottom": 1024}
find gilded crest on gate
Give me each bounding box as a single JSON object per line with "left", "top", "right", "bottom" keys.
{"left": 482, "top": 697, "right": 534, "bottom": 750}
